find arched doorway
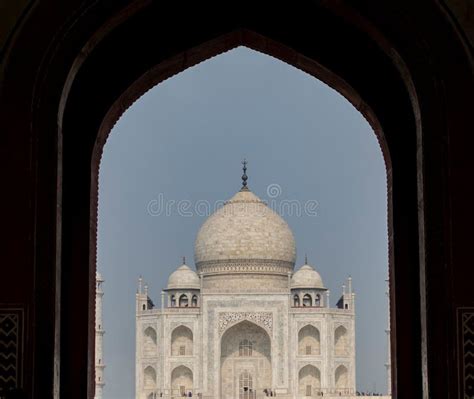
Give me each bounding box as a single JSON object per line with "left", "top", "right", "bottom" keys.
{"left": 335, "top": 364, "right": 349, "bottom": 391}
{"left": 29, "top": 1, "right": 465, "bottom": 396}
{"left": 95, "top": 42, "right": 385, "bottom": 397}
{"left": 84, "top": 26, "right": 401, "bottom": 399}
{"left": 2, "top": 0, "right": 472, "bottom": 396}
{"left": 239, "top": 370, "right": 254, "bottom": 399}
{"left": 171, "top": 365, "right": 193, "bottom": 396}
{"left": 298, "top": 365, "right": 321, "bottom": 397}
{"left": 220, "top": 321, "right": 271, "bottom": 399}
{"left": 143, "top": 366, "right": 156, "bottom": 389}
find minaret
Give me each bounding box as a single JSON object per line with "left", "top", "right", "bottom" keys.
{"left": 385, "top": 278, "right": 392, "bottom": 395}
{"left": 95, "top": 272, "right": 105, "bottom": 399}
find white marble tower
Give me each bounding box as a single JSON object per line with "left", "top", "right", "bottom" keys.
{"left": 95, "top": 272, "right": 105, "bottom": 399}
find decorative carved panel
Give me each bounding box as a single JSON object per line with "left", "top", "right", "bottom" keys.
{"left": 197, "top": 259, "right": 293, "bottom": 275}
{"left": 0, "top": 307, "right": 24, "bottom": 394}
{"left": 458, "top": 308, "right": 474, "bottom": 398}
{"left": 218, "top": 312, "right": 273, "bottom": 336}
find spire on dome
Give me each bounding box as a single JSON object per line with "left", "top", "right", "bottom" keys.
{"left": 182, "top": 256, "right": 186, "bottom": 265}
{"left": 305, "top": 253, "right": 308, "bottom": 264}
{"left": 241, "top": 159, "right": 249, "bottom": 191}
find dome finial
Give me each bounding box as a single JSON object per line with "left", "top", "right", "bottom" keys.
{"left": 182, "top": 256, "right": 186, "bottom": 265}
{"left": 241, "top": 159, "right": 249, "bottom": 191}
{"left": 305, "top": 253, "right": 308, "bottom": 264}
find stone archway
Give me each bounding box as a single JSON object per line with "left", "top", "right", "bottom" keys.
{"left": 6, "top": 0, "right": 469, "bottom": 396}
{"left": 171, "top": 365, "right": 193, "bottom": 396}
{"left": 335, "top": 365, "right": 348, "bottom": 390}
{"left": 220, "top": 320, "right": 271, "bottom": 399}
{"left": 298, "top": 365, "right": 321, "bottom": 397}
{"left": 144, "top": 366, "right": 156, "bottom": 389}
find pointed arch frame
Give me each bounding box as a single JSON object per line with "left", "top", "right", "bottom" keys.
{"left": 32, "top": 1, "right": 455, "bottom": 397}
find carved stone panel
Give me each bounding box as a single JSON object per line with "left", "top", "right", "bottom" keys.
{"left": 218, "top": 312, "right": 273, "bottom": 336}
{"left": 458, "top": 308, "right": 474, "bottom": 398}
{"left": 0, "top": 307, "right": 24, "bottom": 393}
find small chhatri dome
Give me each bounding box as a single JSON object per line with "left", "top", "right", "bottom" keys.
{"left": 291, "top": 262, "right": 325, "bottom": 289}
{"left": 194, "top": 162, "right": 296, "bottom": 271}
{"left": 166, "top": 263, "right": 200, "bottom": 290}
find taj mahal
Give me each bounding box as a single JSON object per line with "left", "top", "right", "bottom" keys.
{"left": 92, "top": 164, "right": 393, "bottom": 399}
{"left": 132, "top": 163, "right": 362, "bottom": 399}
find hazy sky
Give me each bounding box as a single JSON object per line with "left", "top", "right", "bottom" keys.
{"left": 98, "top": 47, "right": 389, "bottom": 398}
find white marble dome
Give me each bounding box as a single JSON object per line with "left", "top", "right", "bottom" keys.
{"left": 194, "top": 189, "right": 296, "bottom": 268}
{"left": 167, "top": 264, "right": 200, "bottom": 290}
{"left": 291, "top": 263, "right": 325, "bottom": 289}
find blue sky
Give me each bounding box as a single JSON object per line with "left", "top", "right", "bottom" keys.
{"left": 98, "top": 46, "right": 389, "bottom": 397}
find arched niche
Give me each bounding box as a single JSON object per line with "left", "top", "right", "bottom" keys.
{"left": 298, "top": 365, "right": 321, "bottom": 397}
{"left": 334, "top": 325, "right": 348, "bottom": 356}
{"left": 298, "top": 325, "right": 321, "bottom": 356}
{"left": 171, "top": 325, "right": 193, "bottom": 356}
{"left": 171, "top": 365, "right": 193, "bottom": 396}
{"left": 178, "top": 294, "right": 189, "bottom": 307}
{"left": 143, "top": 326, "right": 157, "bottom": 356}
{"left": 144, "top": 366, "right": 156, "bottom": 389}
{"left": 335, "top": 364, "right": 348, "bottom": 390}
